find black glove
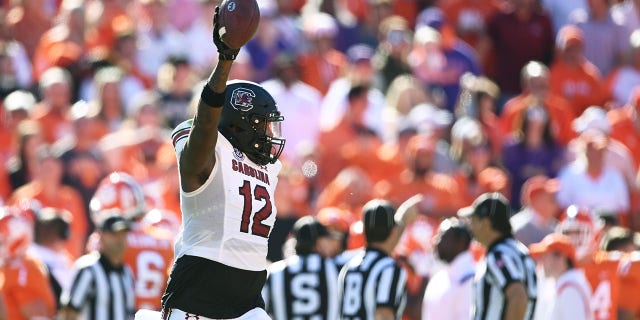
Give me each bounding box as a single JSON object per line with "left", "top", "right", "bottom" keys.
{"left": 213, "top": 6, "right": 240, "bottom": 61}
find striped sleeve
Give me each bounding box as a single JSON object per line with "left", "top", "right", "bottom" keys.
{"left": 486, "top": 249, "right": 525, "bottom": 290}
{"left": 171, "top": 119, "right": 193, "bottom": 155}
{"left": 375, "top": 261, "right": 407, "bottom": 310}
{"left": 62, "top": 266, "right": 94, "bottom": 310}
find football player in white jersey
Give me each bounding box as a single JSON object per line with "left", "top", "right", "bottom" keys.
{"left": 157, "top": 6, "right": 286, "bottom": 320}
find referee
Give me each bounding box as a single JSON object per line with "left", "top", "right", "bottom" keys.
{"left": 59, "top": 213, "right": 135, "bottom": 320}
{"left": 263, "top": 216, "right": 340, "bottom": 319}
{"left": 338, "top": 196, "right": 420, "bottom": 320}
{"left": 458, "top": 192, "right": 538, "bottom": 320}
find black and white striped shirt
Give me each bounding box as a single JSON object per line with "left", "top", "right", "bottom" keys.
{"left": 338, "top": 248, "right": 407, "bottom": 320}
{"left": 61, "top": 253, "right": 135, "bottom": 320}
{"left": 473, "top": 237, "right": 537, "bottom": 320}
{"left": 262, "top": 253, "right": 339, "bottom": 320}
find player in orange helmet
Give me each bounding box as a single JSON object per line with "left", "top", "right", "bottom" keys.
{"left": 597, "top": 227, "right": 640, "bottom": 320}
{"left": 557, "top": 205, "right": 619, "bottom": 320}
{"left": 0, "top": 207, "right": 57, "bottom": 320}
{"left": 89, "top": 171, "right": 174, "bottom": 311}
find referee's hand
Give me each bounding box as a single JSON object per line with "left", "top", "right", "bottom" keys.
{"left": 395, "top": 194, "right": 423, "bottom": 227}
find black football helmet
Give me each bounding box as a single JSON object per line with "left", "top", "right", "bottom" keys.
{"left": 218, "top": 80, "right": 285, "bottom": 165}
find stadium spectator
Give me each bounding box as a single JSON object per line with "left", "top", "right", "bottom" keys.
{"left": 500, "top": 61, "right": 577, "bottom": 145}
{"left": 261, "top": 53, "right": 323, "bottom": 163}
{"left": 511, "top": 176, "right": 561, "bottom": 246}
{"left": 320, "top": 44, "right": 385, "bottom": 136}
{"left": 0, "top": 43, "right": 22, "bottom": 100}
{"left": 297, "top": 12, "right": 346, "bottom": 95}
{"left": 455, "top": 73, "right": 503, "bottom": 156}
{"left": 373, "top": 15, "right": 413, "bottom": 93}
{"left": 244, "top": 1, "right": 290, "bottom": 83}
{"left": 604, "top": 29, "right": 640, "bottom": 108}
{"left": 134, "top": 0, "right": 188, "bottom": 80}
{"left": 58, "top": 101, "right": 108, "bottom": 216}
{"left": 84, "top": 0, "right": 131, "bottom": 52}
{"left": 487, "top": 0, "right": 555, "bottom": 103}
{"left": 182, "top": 0, "right": 217, "bottom": 73}
{"left": 611, "top": 0, "right": 640, "bottom": 50}
{"left": 529, "top": 233, "right": 593, "bottom": 320}
{"left": 410, "top": 13, "right": 482, "bottom": 113}
{"left": 438, "top": 0, "right": 501, "bottom": 71}
{"left": 549, "top": 25, "right": 606, "bottom": 117}
{"left": 557, "top": 108, "right": 631, "bottom": 223}
{"left": 375, "top": 134, "right": 464, "bottom": 216}
{"left": 32, "top": 0, "right": 86, "bottom": 83}
{"left": 29, "top": 206, "right": 74, "bottom": 306}
{"left": 6, "top": 120, "right": 44, "bottom": 191}
{"left": 0, "top": 207, "right": 57, "bottom": 320}
{"left": 8, "top": 144, "right": 88, "bottom": 259}
{"left": 5, "top": 0, "right": 53, "bottom": 60}
{"left": 31, "top": 67, "right": 74, "bottom": 145}
{"left": 540, "top": 0, "right": 587, "bottom": 35}
{"left": 0, "top": 9, "right": 32, "bottom": 90}
{"left": 450, "top": 117, "right": 510, "bottom": 205}
{"left": 156, "top": 56, "right": 197, "bottom": 128}
{"left": 316, "top": 83, "right": 383, "bottom": 189}
{"left": 380, "top": 74, "right": 431, "bottom": 143}
{"left": 502, "top": 105, "right": 566, "bottom": 208}
{"left": 0, "top": 90, "right": 35, "bottom": 162}
{"left": 569, "top": 0, "right": 627, "bottom": 76}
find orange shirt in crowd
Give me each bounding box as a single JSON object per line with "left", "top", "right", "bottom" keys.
{"left": 374, "top": 170, "right": 464, "bottom": 218}
{"left": 6, "top": 4, "right": 53, "bottom": 60}
{"left": 84, "top": 2, "right": 131, "bottom": 51}
{"left": 454, "top": 166, "right": 511, "bottom": 206}
{"left": 580, "top": 251, "right": 622, "bottom": 320}
{"left": 618, "top": 252, "right": 640, "bottom": 317}
{"left": 122, "top": 225, "right": 174, "bottom": 311}
{"left": 29, "top": 103, "right": 73, "bottom": 145}
{"left": 549, "top": 59, "right": 606, "bottom": 117}
{"left": 0, "top": 123, "right": 16, "bottom": 163}
{"left": 608, "top": 105, "right": 640, "bottom": 168}
{"left": 32, "top": 27, "right": 84, "bottom": 81}
{"left": 297, "top": 50, "right": 346, "bottom": 95}
{"left": 0, "top": 254, "right": 57, "bottom": 320}
{"left": 8, "top": 182, "right": 88, "bottom": 259}
{"left": 438, "top": 0, "right": 500, "bottom": 50}
{"left": 500, "top": 93, "right": 577, "bottom": 145}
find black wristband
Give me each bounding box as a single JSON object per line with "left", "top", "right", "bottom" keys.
{"left": 218, "top": 52, "right": 238, "bottom": 61}
{"left": 201, "top": 84, "right": 226, "bottom": 108}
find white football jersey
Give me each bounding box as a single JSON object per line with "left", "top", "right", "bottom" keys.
{"left": 171, "top": 119, "right": 282, "bottom": 271}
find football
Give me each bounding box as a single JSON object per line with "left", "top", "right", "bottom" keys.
{"left": 217, "top": 0, "right": 260, "bottom": 49}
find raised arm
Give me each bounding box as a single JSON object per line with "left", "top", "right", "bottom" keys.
{"left": 179, "top": 6, "right": 240, "bottom": 192}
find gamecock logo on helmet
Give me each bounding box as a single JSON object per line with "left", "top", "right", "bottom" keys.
{"left": 231, "top": 88, "right": 255, "bottom": 111}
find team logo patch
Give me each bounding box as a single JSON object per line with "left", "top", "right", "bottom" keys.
{"left": 231, "top": 88, "right": 256, "bottom": 111}
{"left": 233, "top": 147, "right": 245, "bottom": 161}
{"left": 227, "top": 1, "right": 236, "bottom": 11}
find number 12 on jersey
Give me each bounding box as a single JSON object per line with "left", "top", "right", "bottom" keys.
{"left": 238, "top": 180, "right": 272, "bottom": 238}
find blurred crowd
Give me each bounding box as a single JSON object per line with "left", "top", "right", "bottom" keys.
{"left": 1, "top": 0, "right": 640, "bottom": 318}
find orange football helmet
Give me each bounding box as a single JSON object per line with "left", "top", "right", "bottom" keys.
{"left": 140, "top": 208, "right": 181, "bottom": 237}
{"left": 90, "top": 172, "right": 146, "bottom": 224}
{"left": 556, "top": 205, "right": 599, "bottom": 259}
{"left": 0, "top": 207, "right": 33, "bottom": 265}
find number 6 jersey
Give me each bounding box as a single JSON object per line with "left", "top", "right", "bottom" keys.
{"left": 172, "top": 120, "right": 281, "bottom": 271}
